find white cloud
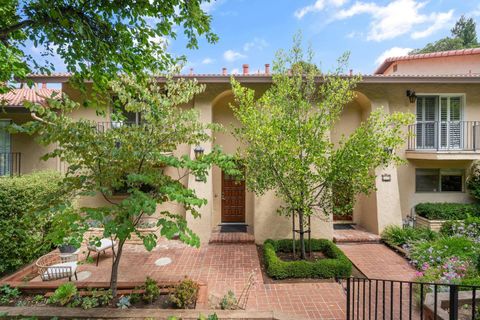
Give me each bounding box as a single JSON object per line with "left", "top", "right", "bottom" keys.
{"left": 202, "top": 57, "right": 214, "bottom": 64}
{"left": 375, "top": 47, "right": 413, "bottom": 65}
{"left": 223, "top": 50, "right": 246, "bottom": 62}
{"left": 243, "top": 38, "right": 268, "bottom": 52}
{"left": 230, "top": 68, "right": 240, "bottom": 74}
{"left": 201, "top": 0, "right": 224, "bottom": 13}
{"left": 473, "top": 4, "right": 480, "bottom": 16}
{"left": 335, "top": 0, "right": 454, "bottom": 41}
{"left": 294, "top": 0, "right": 348, "bottom": 19}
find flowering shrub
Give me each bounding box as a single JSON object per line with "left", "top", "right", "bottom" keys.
{"left": 409, "top": 237, "right": 477, "bottom": 268}
{"left": 440, "top": 218, "right": 480, "bottom": 244}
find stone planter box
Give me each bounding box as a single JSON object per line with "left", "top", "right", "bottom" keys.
{"left": 415, "top": 216, "right": 448, "bottom": 232}
{"left": 84, "top": 227, "right": 159, "bottom": 245}
{"left": 423, "top": 290, "right": 480, "bottom": 320}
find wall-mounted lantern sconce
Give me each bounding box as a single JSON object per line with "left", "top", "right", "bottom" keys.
{"left": 384, "top": 147, "right": 394, "bottom": 155}
{"left": 406, "top": 90, "right": 417, "bottom": 104}
{"left": 381, "top": 174, "right": 391, "bottom": 182}
{"left": 194, "top": 145, "right": 205, "bottom": 159}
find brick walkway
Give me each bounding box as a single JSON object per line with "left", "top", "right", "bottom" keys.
{"left": 338, "top": 243, "right": 416, "bottom": 281}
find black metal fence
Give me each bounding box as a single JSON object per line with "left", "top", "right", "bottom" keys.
{"left": 407, "top": 121, "right": 480, "bottom": 151}
{"left": 0, "top": 152, "right": 21, "bottom": 176}
{"left": 343, "top": 277, "right": 479, "bottom": 320}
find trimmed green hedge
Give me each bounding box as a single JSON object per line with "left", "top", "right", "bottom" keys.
{"left": 415, "top": 203, "right": 480, "bottom": 220}
{"left": 263, "top": 239, "right": 352, "bottom": 279}
{"left": 0, "top": 171, "right": 71, "bottom": 276}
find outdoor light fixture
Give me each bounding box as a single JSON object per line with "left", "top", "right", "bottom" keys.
{"left": 194, "top": 145, "right": 205, "bottom": 159}
{"left": 381, "top": 174, "right": 391, "bottom": 182}
{"left": 384, "top": 147, "right": 394, "bottom": 154}
{"left": 406, "top": 90, "right": 417, "bottom": 103}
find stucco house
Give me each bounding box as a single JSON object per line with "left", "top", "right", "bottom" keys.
{"left": 1, "top": 48, "right": 480, "bottom": 244}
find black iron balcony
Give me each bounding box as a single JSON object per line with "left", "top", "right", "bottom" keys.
{"left": 407, "top": 121, "right": 480, "bottom": 151}
{"left": 0, "top": 152, "right": 21, "bottom": 176}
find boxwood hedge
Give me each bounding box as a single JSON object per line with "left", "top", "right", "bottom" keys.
{"left": 415, "top": 202, "right": 480, "bottom": 220}
{"left": 263, "top": 239, "right": 352, "bottom": 279}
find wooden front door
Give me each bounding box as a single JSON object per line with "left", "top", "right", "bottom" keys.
{"left": 221, "top": 171, "right": 246, "bottom": 223}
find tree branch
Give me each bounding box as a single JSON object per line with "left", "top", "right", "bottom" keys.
{"left": 0, "top": 20, "right": 33, "bottom": 40}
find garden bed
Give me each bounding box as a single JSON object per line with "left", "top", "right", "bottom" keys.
{"left": 262, "top": 239, "right": 352, "bottom": 280}
{"left": 0, "top": 278, "right": 208, "bottom": 311}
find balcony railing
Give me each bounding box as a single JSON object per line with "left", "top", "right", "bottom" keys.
{"left": 96, "top": 121, "right": 140, "bottom": 132}
{"left": 407, "top": 121, "right": 480, "bottom": 151}
{"left": 0, "top": 152, "right": 21, "bottom": 176}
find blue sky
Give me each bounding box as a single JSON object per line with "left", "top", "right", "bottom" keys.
{"left": 27, "top": 0, "right": 480, "bottom": 76}
{"left": 167, "top": 0, "right": 480, "bottom": 75}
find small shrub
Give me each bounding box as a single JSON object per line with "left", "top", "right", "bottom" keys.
{"left": 142, "top": 277, "right": 160, "bottom": 304}
{"left": 409, "top": 237, "right": 479, "bottom": 269}
{"left": 198, "top": 314, "right": 219, "bottom": 320}
{"left": 263, "top": 239, "right": 352, "bottom": 279}
{"left": 220, "top": 290, "right": 237, "bottom": 310}
{"left": 0, "top": 285, "right": 20, "bottom": 305}
{"left": 467, "top": 161, "right": 480, "bottom": 200}
{"left": 415, "top": 203, "right": 480, "bottom": 220}
{"left": 117, "top": 295, "right": 131, "bottom": 309}
{"left": 170, "top": 277, "right": 199, "bottom": 309}
{"left": 440, "top": 217, "right": 480, "bottom": 243}
{"left": 89, "top": 289, "right": 112, "bottom": 307}
{"left": 382, "top": 225, "right": 437, "bottom": 247}
{"left": 49, "top": 283, "right": 77, "bottom": 306}
{"left": 81, "top": 296, "right": 99, "bottom": 310}
{"left": 33, "top": 295, "right": 45, "bottom": 304}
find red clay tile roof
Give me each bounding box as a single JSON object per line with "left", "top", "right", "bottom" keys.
{"left": 374, "top": 48, "right": 480, "bottom": 75}
{"left": 0, "top": 87, "right": 61, "bottom": 107}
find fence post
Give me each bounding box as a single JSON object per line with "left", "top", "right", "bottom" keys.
{"left": 346, "top": 278, "right": 351, "bottom": 320}
{"left": 449, "top": 285, "right": 458, "bottom": 320}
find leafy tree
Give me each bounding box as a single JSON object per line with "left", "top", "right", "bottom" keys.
{"left": 0, "top": 0, "right": 217, "bottom": 94}
{"left": 16, "top": 75, "right": 238, "bottom": 295}
{"left": 411, "top": 15, "right": 478, "bottom": 54}
{"left": 231, "top": 36, "right": 414, "bottom": 259}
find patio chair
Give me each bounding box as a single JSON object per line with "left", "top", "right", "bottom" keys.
{"left": 36, "top": 252, "right": 78, "bottom": 281}
{"left": 86, "top": 238, "right": 116, "bottom": 266}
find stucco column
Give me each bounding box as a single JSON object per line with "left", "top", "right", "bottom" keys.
{"left": 370, "top": 100, "right": 403, "bottom": 233}
{"left": 186, "top": 97, "right": 214, "bottom": 245}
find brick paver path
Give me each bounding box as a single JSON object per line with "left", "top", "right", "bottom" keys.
{"left": 338, "top": 243, "right": 420, "bottom": 320}
{"left": 338, "top": 243, "right": 416, "bottom": 281}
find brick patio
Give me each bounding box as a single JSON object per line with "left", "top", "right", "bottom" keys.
{"left": 17, "top": 240, "right": 417, "bottom": 319}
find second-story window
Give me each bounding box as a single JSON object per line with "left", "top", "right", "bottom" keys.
{"left": 416, "top": 95, "right": 463, "bottom": 150}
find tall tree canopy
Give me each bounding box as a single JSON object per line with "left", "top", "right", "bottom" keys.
{"left": 0, "top": 0, "right": 217, "bottom": 93}
{"left": 231, "top": 36, "right": 414, "bottom": 259}
{"left": 16, "top": 74, "right": 238, "bottom": 295}
{"left": 411, "top": 15, "right": 478, "bottom": 54}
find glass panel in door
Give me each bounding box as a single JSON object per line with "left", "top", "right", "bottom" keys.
{"left": 440, "top": 97, "right": 462, "bottom": 149}
{"left": 0, "top": 120, "right": 11, "bottom": 176}
{"left": 416, "top": 97, "right": 437, "bottom": 149}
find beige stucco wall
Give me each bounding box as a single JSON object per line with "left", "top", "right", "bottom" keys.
{"left": 383, "top": 55, "right": 480, "bottom": 75}
{"left": 0, "top": 112, "right": 58, "bottom": 174}
{"left": 5, "top": 79, "right": 480, "bottom": 242}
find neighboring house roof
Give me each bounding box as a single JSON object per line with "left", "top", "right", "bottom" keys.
{"left": 0, "top": 87, "right": 61, "bottom": 107}
{"left": 26, "top": 69, "right": 480, "bottom": 84}
{"left": 374, "top": 48, "right": 480, "bottom": 75}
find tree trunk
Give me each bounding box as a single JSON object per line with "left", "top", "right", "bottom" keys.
{"left": 298, "top": 210, "right": 306, "bottom": 260}
{"left": 110, "top": 239, "right": 125, "bottom": 297}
